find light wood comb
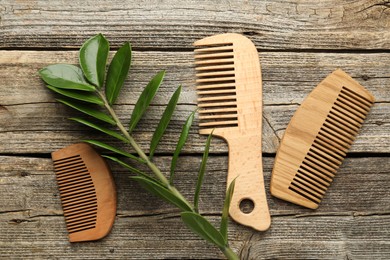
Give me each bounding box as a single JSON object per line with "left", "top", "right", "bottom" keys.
{"left": 51, "top": 143, "right": 116, "bottom": 242}
{"left": 270, "top": 69, "right": 375, "bottom": 209}
{"left": 194, "top": 33, "right": 271, "bottom": 231}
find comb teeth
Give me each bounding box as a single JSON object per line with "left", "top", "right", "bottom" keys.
{"left": 270, "top": 70, "right": 375, "bottom": 209}
{"left": 53, "top": 155, "right": 97, "bottom": 234}
{"left": 287, "top": 86, "right": 374, "bottom": 206}
{"left": 194, "top": 43, "right": 239, "bottom": 129}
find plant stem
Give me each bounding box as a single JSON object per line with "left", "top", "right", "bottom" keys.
{"left": 97, "top": 91, "right": 238, "bottom": 260}
{"left": 97, "top": 91, "right": 192, "bottom": 208}
{"left": 222, "top": 247, "right": 239, "bottom": 260}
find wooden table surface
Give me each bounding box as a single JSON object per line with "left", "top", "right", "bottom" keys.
{"left": 1, "top": 1, "right": 389, "bottom": 259}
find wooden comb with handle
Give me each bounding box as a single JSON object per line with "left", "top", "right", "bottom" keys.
{"left": 194, "top": 33, "right": 271, "bottom": 231}
{"left": 51, "top": 143, "right": 116, "bottom": 242}
{"left": 270, "top": 69, "right": 375, "bottom": 209}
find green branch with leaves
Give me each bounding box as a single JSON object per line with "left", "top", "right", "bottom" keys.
{"left": 38, "top": 34, "right": 239, "bottom": 260}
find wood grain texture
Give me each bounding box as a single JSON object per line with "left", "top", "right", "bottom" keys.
{"left": 1, "top": 1, "right": 389, "bottom": 257}
{"left": 195, "top": 33, "right": 270, "bottom": 231}
{"left": 0, "top": 0, "right": 389, "bottom": 50}
{"left": 271, "top": 69, "right": 375, "bottom": 209}
{"left": 51, "top": 143, "right": 117, "bottom": 242}
{"left": 0, "top": 155, "right": 389, "bottom": 259}
{"left": 0, "top": 50, "right": 389, "bottom": 154}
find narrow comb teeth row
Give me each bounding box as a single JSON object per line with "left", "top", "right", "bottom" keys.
{"left": 197, "top": 95, "right": 237, "bottom": 102}
{"left": 196, "top": 70, "right": 235, "bottom": 78}
{"left": 341, "top": 86, "right": 373, "bottom": 108}
{"left": 197, "top": 89, "right": 236, "bottom": 95}
{"left": 289, "top": 86, "right": 373, "bottom": 205}
{"left": 196, "top": 76, "right": 235, "bottom": 83}
{"left": 196, "top": 82, "right": 235, "bottom": 90}
{"left": 195, "top": 43, "right": 238, "bottom": 129}
{"left": 194, "top": 52, "right": 234, "bottom": 59}
{"left": 195, "top": 64, "right": 234, "bottom": 71}
{"left": 195, "top": 58, "right": 235, "bottom": 66}
{"left": 194, "top": 45, "right": 234, "bottom": 53}
{"left": 53, "top": 155, "right": 97, "bottom": 234}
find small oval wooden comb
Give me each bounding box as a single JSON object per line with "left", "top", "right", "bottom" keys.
{"left": 51, "top": 143, "right": 116, "bottom": 242}
{"left": 194, "top": 33, "right": 271, "bottom": 231}
{"left": 270, "top": 69, "right": 375, "bottom": 209}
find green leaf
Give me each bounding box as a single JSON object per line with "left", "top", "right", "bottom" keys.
{"left": 84, "top": 140, "right": 145, "bottom": 163}
{"left": 128, "top": 70, "right": 165, "bottom": 133}
{"left": 220, "top": 178, "right": 236, "bottom": 244}
{"left": 70, "top": 117, "right": 127, "bottom": 143}
{"left": 170, "top": 110, "right": 196, "bottom": 184}
{"left": 58, "top": 99, "right": 116, "bottom": 125}
{"left": 194, "top": 131, "right": 213, "bottom": 213}
{"left": 131, "top": 176, "right": 193, "bottom": 212}
{"left": 102, "top": 155, "right": 154, "bottom": 181}
{"left": 39, "top": 64, "right": 95, "bottom": 91}
{"left": 47, "top": 85, "right": 104, "bottom": 106}
{"left": 79, "top": 34, "right": 109, "bottom": 88}
{"left": 106, "top": 42, "right": 132, "bottom": 105}
{"left": 149, "top": 86, "right": 181, "bottom": 159}
{"left": 181, "top": 212, "right": 226, "bottom": 248}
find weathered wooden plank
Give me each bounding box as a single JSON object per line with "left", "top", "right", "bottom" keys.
{"left": 1, "top": 212, "right": 389, "bottom": 259}
{"left": 1, "top": 51, "right": 388, "bottom": 105}
{"left": 0, "top": 51, "right": 390, "bottom": 105}
{"left": 240, "top": 215, "right": 390, "bottom": 259}
{"left": 0, "top": 155, "right": 389, "bottom": 258}
{"left": 0, "top": 51, "right": 389, "bottom": 154}
{"left": 1, "top": 0, "right": 389, "bottom": 50}
{"left": 1, "top": 156, "right": 389, "bottom": 218}
{"left": 1, "top": 1, "right": 388, "bottom": 259}
{"left": 0, "top": 102, "right": 388, "bottom": 154}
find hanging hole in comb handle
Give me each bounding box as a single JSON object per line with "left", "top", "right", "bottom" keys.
{"left": 239, "top": 198, "right": 255, "bottom": 214}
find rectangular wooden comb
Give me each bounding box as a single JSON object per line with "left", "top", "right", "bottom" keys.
{"left": 194, "top": 33, "right": 271, "bottom": 231}
{"left": 270, "top": 69, "right": 375, "bottom": 209}
{"left": 51, "top": 143, "right": 116, "bottom": 242}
